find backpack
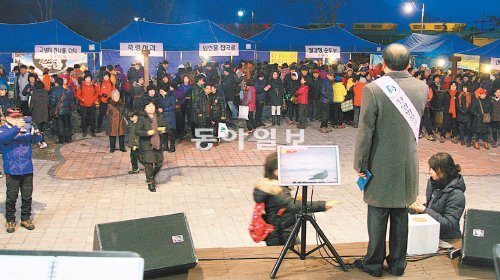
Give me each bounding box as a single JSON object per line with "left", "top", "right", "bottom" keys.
{"left": 248, "top": 202, "right": 274, "bottom": 243}
{"left": 248, "top": 202, "right": 275, "bottom": 243}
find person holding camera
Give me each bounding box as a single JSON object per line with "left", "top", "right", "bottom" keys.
{"left": 96, "top": 72, "right": 116, "bottom": 133}
{"left": 1, "top": 108, "right": 43, "bottom": 233}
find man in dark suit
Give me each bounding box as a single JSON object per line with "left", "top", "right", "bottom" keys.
{"left": 353, "top": 44, "right": 428, "bottom": 277}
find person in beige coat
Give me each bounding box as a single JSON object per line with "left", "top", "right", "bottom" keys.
{"left": 353, "top": 44, "right": 428, "bottom": 277}
{"left": 106, "top": 90, "right": 127, "bottom": 153}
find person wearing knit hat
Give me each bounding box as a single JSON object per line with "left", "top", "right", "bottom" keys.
{"left": 1, "top": 106, "right": 43, "bottom": 233}
{"left": 284, "top": 70, "right": 300, "bottom": 125}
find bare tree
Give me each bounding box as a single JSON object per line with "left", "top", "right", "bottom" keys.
{"left": 327, "top": 0, "right": 348, "bottom": 26}
{"left": 165, "top": 0, "right": 174, "bottom": 23}
{"left": 36, "top": 0, "right": 45, "bottom": 21}
{"left": 35, "top": 0, "right": 54, "bottom": 21}
{"left": 288, "top": 0, "right": 348, "bottom": 26}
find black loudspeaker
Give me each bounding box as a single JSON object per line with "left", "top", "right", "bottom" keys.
{"left": 461, "top": 209, "right": 500, "bottom": 268}
{"left": 94, "top": 213, "right": 197, "bottom": 277}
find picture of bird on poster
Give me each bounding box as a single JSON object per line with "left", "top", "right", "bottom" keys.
{"left": 278, "top": 146, "right": 340, "bottom": 186}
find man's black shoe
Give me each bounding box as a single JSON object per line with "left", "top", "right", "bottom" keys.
{"left": 148, "top": 184, "right": 156, "bottom": 192}
{"left": 354, "top": 259, "right": 382, "bottom": 277}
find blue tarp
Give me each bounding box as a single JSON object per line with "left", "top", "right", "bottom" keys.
{"left": 100, "top": 20, "right": 255, "bottom": 75}
{"left": 0, "top": 20, "right": 99, "bottom": 53}
{"left": 249, "top": 24, "right": 381, "bottom": 53}
{"left": 100, "top": 20, "right": 254, "bottom": 51}
{"left": 459, "top": 40, "right": 500, "bottom": 63}
{"left": 396, "top": 33, "right": 475, "bottom": 58}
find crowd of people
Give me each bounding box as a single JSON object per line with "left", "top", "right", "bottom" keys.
{"left": 410, "top": 65, "right": 500, "bottom": 149}
{"left": 0, "top": 58, "right": 498, "bottom": 189}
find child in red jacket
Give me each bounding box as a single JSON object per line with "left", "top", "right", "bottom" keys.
{"left": 295, "top": 77, "right": 309, "bottom": 129}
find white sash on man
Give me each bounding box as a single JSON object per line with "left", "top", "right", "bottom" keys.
{"left": 374, "top": 76, "right": 421, "bottom": 144}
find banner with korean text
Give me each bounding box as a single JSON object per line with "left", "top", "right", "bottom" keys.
{"left": 120, "top": 43, "right": 164, "bottom": 57}
{"left": 454, "top": 54, "right": 480, "bottom": 71}
{"left": 199, "top": 43, "right": 239, "bottom": 57}
{"left": 270, "top": 51, "right": 298, "bottom": 66}
{"left": 491, "top": 57, "right": 500, "bottom": 71}
{"left": 34, "top": 45, "right": 81, "bottom": 60}
{"left": 305, "top": 45, "right": 340, "bottom": 59}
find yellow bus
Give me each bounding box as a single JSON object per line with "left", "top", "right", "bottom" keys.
{"left": 352, "top": 23, "right": 398, "bottom": 31}
{"left": 409, "top": 23, "right": 467, "bottom": 32}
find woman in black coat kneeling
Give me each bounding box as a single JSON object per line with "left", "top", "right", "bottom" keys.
{"left": 253, "top": 152, "right": 336, "bottom": 246}
{"left": 410, "top": 152, "right": 466, "bottom": 240}
{"left": 135, "top": 101, "right": 168, "bottom": 192}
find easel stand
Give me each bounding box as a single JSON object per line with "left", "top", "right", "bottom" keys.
{"left": 270, "top": 186, "right": 348, "bottom": 278}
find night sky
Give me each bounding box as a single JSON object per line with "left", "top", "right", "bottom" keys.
{"left": 0, "top": 0, "right": 498, "bottom": 41}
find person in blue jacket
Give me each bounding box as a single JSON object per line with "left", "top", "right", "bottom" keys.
{"left": 158, "top": 83, "right": 177, "bottom": 152}
{"left": 0, "top": 107, "right": 43, "bottom": 233}
{"left": 319, "top": 71, "right": 335, "bottom": 133}
{"left": 0, "top": 66, "right": 9, "bottom": 93}
{"left": 0, "top": 83, "right": 13, "bottom": 116}
{"left": 49, "top": 77, "right": 75, "bottom": 143}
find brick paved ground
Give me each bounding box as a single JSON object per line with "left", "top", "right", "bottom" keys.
{"left": 0, "top": 121, "right": 498, "bottom": 252}
{"left": 54, "top": 122, "right": 498, "bottom": 179}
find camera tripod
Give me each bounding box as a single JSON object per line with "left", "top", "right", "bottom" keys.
{"left": 270, "top": 186, "right": 348, "bottom": 278}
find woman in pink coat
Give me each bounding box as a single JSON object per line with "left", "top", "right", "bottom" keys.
{"left": 243, "top": 79, "right": 256, "bottom": 133}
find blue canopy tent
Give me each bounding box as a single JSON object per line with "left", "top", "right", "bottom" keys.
{"left": 249, "top": 24, "right": 381, "bottom": 63}
{"left": 0, "top": 20, "right": 99, "bottom": 76}
{"left": 99, "top": 20, "right": 255, "bottom": 76}
{"left": 458, "top": 40, "right": 500, "bottom": 64}
{"left": 396, "top": 33, "right": 476, "bottom": 69}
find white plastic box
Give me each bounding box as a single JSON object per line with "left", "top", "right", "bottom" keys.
{"left": 407, "top": 214, "right": 440, "bottom": 255}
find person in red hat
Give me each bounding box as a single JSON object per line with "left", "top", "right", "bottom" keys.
{"left": 0, "top": 107, "right": 43, "bottom": 233}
